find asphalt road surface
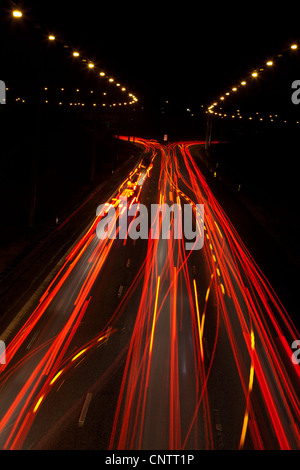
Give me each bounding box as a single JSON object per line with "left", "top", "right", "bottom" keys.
{"left": 0, "top": 138, "right": 299, "bottom": 450}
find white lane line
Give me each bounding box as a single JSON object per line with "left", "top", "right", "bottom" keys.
{"left": 26, "top": 330, "right": 39, "bottom": 349}
{"left": 117, "top": 285, "right": 124, "bottom": 297}
{"left": 78, "top": 392, "right": 93, "bottom": 427}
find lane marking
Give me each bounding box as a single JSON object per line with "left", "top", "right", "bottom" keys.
{"left": 26, "top": 330, "right": 39, "bottom": 350}
{"left": 78, "top": 392, "right": 93, "bottom": 427}
{"left": 117, "top": 285, "right": 124, "bottom": 298}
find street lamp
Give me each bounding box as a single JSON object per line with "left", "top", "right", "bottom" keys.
{"left": 12, "top": 10, "right": 22, "bottom": 18}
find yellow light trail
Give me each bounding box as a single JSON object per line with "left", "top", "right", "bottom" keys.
{"left": 149, "top": 276, "right": 161, "bottom": 354}
{"left": 71, "top": 348, "right": 87, "bottom": 362}
{"left": 50, "top": 370, "right": 63, "bottom": 386}
{"left": 193, "top": 279, "right": 204, "bottom": 361}
{"left": 239, "top": 329, "right": 255, "bottom": 449}
{"left": 33, "top": 395, "right": 44, "bottom": 413}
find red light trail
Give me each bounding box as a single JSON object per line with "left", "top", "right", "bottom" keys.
{"left": 0, "top": 138, "right": 299, "bottom": 450}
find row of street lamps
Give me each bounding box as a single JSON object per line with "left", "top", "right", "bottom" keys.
{"left": 10, "top": 8, "right": 138, "bottom": 105}
{"left": 206, "top": 43, "right": 298, "bottom": 115}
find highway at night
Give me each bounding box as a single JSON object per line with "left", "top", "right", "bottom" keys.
{"left": 0, "top": 138, "right": 299, "bottom": 450}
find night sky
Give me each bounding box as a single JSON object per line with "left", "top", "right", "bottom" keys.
{"left": 6, "top": 1, "right": 300, "bottom": 112}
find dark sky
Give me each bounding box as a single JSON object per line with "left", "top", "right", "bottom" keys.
{"left": 4, "top": 1, "right": 300, "bottom": 112}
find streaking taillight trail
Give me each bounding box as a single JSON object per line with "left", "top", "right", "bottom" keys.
{"left": 0, "top": 138, "right": 298, "bottom": 449}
